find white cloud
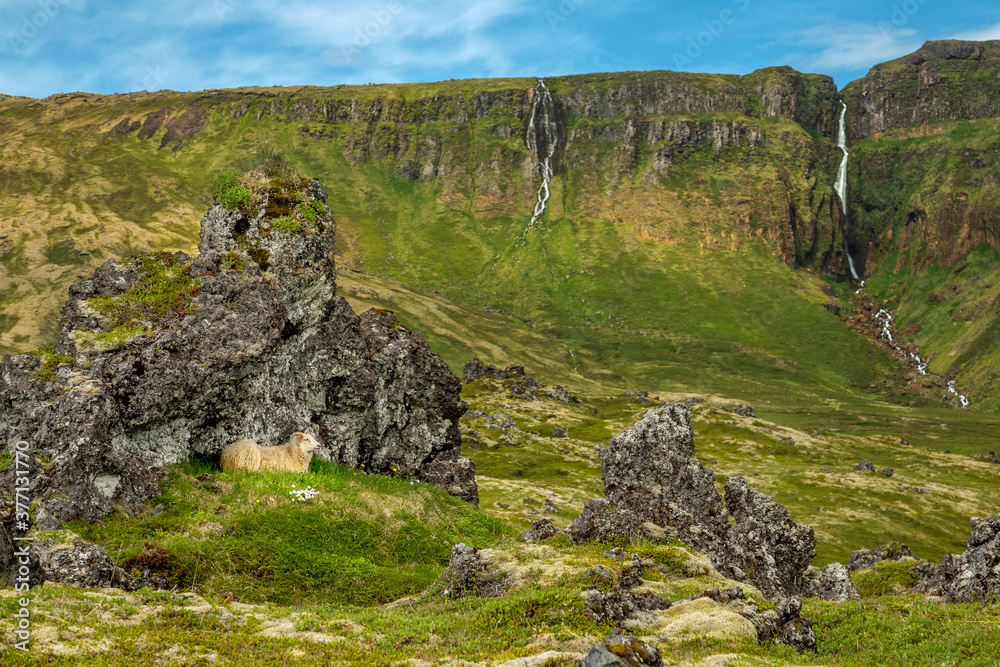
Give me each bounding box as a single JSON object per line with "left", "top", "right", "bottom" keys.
{"left": 949, "top": 22, "right": 1000, "bottom": 41}
{"left": 787, "top": 21, "right": 924, "bottom": 72}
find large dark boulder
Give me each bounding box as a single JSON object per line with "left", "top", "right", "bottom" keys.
{"left": 0, "top": 180, "right": 474, "bottom": 527}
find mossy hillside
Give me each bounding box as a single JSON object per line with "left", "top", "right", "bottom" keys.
{"left": 8, "top": 71, "right": 995, "bottom": 413}
{"left": 67, "top": 459, "right": 516, "bottom": 607}
{"left": 861, "top": 242, "right": 1000, "bottom": 411}
{"left": 852, "top": 560, "right": 923, "bottom": 598}
{"left": 844, "top": 115, "right": 1000, "bottom": 407}
{"left": 1, "top": 74, "right": 843, "bottom": 354}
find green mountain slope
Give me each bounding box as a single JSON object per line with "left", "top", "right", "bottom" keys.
{"left": 1, "top": 42, "right": 998, "bottom": 413}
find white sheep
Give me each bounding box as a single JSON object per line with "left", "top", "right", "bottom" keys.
{"left": 220, "top": 432, "right": 321, "bottom": 473}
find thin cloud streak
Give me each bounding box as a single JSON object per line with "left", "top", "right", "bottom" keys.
{"left": 950, "top": 23, "right": 1000, "bottom": 40}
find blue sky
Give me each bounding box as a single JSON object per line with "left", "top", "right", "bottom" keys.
{"left": 1, "top": 0, "right": 998, "bottom": 98}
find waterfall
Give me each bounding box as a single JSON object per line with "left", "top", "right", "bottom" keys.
{"left": 834, "top": 101, "right": 859, "bottom": 281}
{"left": 525, "top": 78, "right": 559, "bottom": 230}
{"left": 873, "top": 307, "right": 969, "bottom": 407}
{"left": 489, "top": 78, "right": 563, "bottom": 268}
{"left": 948, "top": 381, "right": 970, "bottom": 408}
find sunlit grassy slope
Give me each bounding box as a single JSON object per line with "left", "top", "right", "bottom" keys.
{"left": 2, "top": 77, "right": 997, "bottom": 410}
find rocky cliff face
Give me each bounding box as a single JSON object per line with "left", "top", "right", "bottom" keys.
{"left": 0, "top": 178, "right": 476, "bottom": 525}
{"left": 843, "top": 40, "right": 1000, "bottom": 140}
{"left": 0, "top": 66, "right": 851, "bottom": 355}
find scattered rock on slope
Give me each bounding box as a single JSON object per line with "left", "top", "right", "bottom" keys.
{"left": 521, "top": 518, "right": 558, "bottom": 543}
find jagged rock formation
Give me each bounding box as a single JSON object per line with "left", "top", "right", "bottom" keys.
{"left": 0, "top": 179, "right": 475, "bottom": 530}
{"left": 716, "top": 477, "right": 816, "bottom": 597}
{"left": 926, "top": 513, "right": 1000, "bottom": 602}
{"left": 599, "top": 404, "right": 729, "bottom": 552}
{"left": 572, "top": 404, "right": 817, "bottom": 598}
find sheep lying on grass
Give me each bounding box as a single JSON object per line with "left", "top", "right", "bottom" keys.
{"left": 220, "top": 432, "right": 321, "bottom": 473}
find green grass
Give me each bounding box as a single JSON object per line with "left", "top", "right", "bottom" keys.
{"left": 269, "top": 216, "right": 303, "bottom": 233}
{"left": 31, "top": 350, "right": 74, "bottom": 381}
{"left": 3, "top": 537, "right": 1000, "bottom": 666}
{"left": 67, "top": 459, "right": 516, "bottom": 606}
{"left": 853, "top": 560, "right": 922, "bottom": 598}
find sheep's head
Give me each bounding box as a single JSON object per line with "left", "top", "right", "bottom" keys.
{"left": 291, "top": 432, "right": 321, "bottom": 453}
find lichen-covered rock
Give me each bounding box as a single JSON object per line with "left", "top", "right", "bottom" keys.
{"left": 441, "top": 543, "right": 505, "bottom": 598}
{"left": 579, "top": 633, "right": 663, "bottom": 667}
{"left": 0, "top": 180, "right": 473, "bottom": 523}
{"left": 600, "top": 404, "right": 729, "bottom": 551}
{"left": 929, "top": 513, "right": 1000, "bottom": 603}
{"left": 32, "top": 531, "right": 139, "bottom": 590}
{"left": 418, "top": 451, "right": 479, "bottom": 506}
{"left": 687, "top": 587, "right": 816, "bottom": 653}
{"left": 546, "top": 386, "right": 578, "bottom": 403}
{"left": 755, "top": 596, "right": 817, "bottom": 653}
{"left": 583, "top": 587, "right": 672, "bottom": 624}
{"left": 717, "top": 476, "right": 816, "bottom": 596}
{"left": 847, "top": 542, "right": 918, "bottom": 571}
{"left": 568, "top": 499, "right": 642, "bottom": 546}
{"left": 801, "top": 562, "right": 860, "bottom": 601}
{"left": 521, "top": 518, "right": 558, "bottom": 543}
{"left": 854, "top": 460, "right": 875, "bottom": 472}
{"left": 578, "top": 644, "right": 630, "bottom": 667}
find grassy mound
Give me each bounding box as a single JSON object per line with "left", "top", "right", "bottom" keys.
{"left": 68, "top": 459, "right": 516, "bottom": 606}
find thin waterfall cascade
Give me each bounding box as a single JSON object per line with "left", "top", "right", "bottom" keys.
{"left": 489, "top": 78, "right": 565, "bottom": 268}
{"left": 872, "top": 308, "right": 969, "bottom": 407}
{"left": 524, "top": 78, "right": 562, "bottom": 232}
{"left": 834, "top": 101, "right": 860, "bottom": 281}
